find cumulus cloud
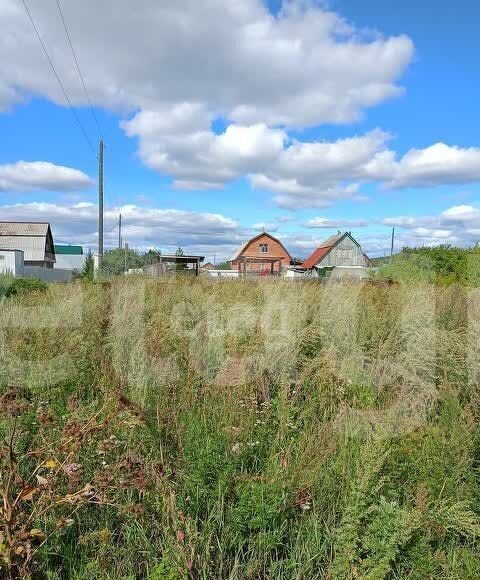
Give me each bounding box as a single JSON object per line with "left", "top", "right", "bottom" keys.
{"left": 304, "top": 217, "right": 368, "bottom": 228}
{"left": 0, "top": 0, "right": 413, "bottom": 125}
{"left": 123, "top": 107, "right": 480, "bottom": 208}
{"left": 366, "top": 143, "right": 480, "bottom": 188}
{"left": 251, "top": 222, "right": 278, "bottom": 232}
{"left": 252, "top": 137, "right": 480, "bottom": 207}
{"left": 381, "top": 204, "right": 480, "bottom": 248}
{"left": 5, "top": 1, "right": 480, "bottom": 212}
{"left": 0, "top": 161, "right": 92, "bottom": 192}
{"left": 125, "top": 112, "right": 388, "bottom": 206}
{"left": 123, "top": 108, "right": 286, "bottom": 189}
{"left": 0, "top": 201, "right": 242, "bottom": 255}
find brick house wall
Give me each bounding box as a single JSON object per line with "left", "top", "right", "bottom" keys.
{"left": 230, "top": 233, "right": 292, "bottom": 273}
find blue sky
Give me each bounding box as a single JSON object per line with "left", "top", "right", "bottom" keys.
{"left": 1, "top": 0, "right": 480, "bottom": 261}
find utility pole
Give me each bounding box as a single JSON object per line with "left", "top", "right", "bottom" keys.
{"left": 390, "top": 227, "right": 395, "bottom": 262}
{"left": 97, "top": 139, "right": 104, "bottom": 274}
{"left": 118, "top": 213, "right": 122, "bottom": 249}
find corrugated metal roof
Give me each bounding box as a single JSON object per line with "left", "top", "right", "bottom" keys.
{"left": 300, "top": 233, "right": 344, "bottom": 269}
{"left": 0, "top": 222, "right": 49, "bottom": 236}
{"left": 0, "top": 236, "right": 49, "bottom": 262}
{"left": 0, "top": 222, "right": 53, "bottom": 262}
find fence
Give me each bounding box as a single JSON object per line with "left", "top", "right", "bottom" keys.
{"left": 23, "top": 266, "right": 73, "bottom": 283}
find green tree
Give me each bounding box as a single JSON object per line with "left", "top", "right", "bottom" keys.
{"left": 81, "top": 250, "right": 95, "bottom": 281}
{"left": 175, "top": 247, "right": 187, "bottom": 271}
{"left": 101, "top": 248, "right": 144, "bottom": 276}
{"left": 142, "top": 249, "right": 161, "bottom": 266}
{"left": 215, "top": 261, "right": 231, "bottom": 270}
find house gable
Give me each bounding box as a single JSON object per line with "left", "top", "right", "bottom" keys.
{"left": 0, "top": 221, "right": 56, "bottom": 266}
{"left": 229, "top": 232, "right": 292, "bottom": 273}
{"left": 301, "top": 232, "right": 367, "bottom": 270}
{"left": 230, "top": 232, "right": 292, "bottom": 263}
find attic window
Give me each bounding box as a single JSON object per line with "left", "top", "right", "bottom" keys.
{"left": 259, "top": 243, "right": 268, "bottom": 253}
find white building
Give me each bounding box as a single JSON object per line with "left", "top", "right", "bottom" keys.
{"left": 54, "top": 245, "right": 86, "bottom": 272}
{"left": 0, "top": 249, "right": 24, "bottom": 277}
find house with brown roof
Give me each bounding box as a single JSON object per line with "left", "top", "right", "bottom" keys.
{"left": 229, "top": 232, "right": 292, "bottom": 275}
{"left": 300, "top": 232, "right": 371, "bottom": 277}
{"left": 201, "top": 262, "right": 215, "bottom": 271}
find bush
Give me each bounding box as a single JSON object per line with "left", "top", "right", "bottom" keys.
{"left": 0, "top": 275, "right": 48, "bottom": 298}
{"left": 376, "top": 245, "right": 480, "bottom": 286}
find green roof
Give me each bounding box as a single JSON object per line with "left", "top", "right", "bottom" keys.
{"left": 54, "top": 245, "right": 83, "bottom": 255}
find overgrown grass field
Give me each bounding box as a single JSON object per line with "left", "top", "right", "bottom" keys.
{"left": 0, "top": 276, "right": 479, "bottom": 579}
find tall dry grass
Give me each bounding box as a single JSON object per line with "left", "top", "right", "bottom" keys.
{"left": 0, "top": 276, "right": 479, "bottom": 578}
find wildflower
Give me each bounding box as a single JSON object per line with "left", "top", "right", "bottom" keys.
{"left": 64, "top": 463, "right": 83, "bottom": 491}
{"left": 64, "top": 463, "right": 83, "bottom": 476}
{"left": 231, "top": 442, "right": 242, "bottom": 455}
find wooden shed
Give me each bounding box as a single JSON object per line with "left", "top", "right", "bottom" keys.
{"left": 300, "top": 232, "right": 371, "bottom": 277}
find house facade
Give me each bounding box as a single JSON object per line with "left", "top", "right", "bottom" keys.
{"left": 201, "top": 262, "right": 215, "bottom": 271}
{"left": 229, "top": 232, "right": 292, "bottom": 274}
{"left": 300, "top": 232, "right": 371, "bottom": 277}
{"left": 0, "top": 222, "right": 56, "bottom": 268}
{"left": 54, "top": 245, "right": 86, "bottom": 272}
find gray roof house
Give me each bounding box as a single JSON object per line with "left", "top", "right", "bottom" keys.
{"left": 0, "top": 222, "right": 56, "bottom": 268}
{"left": 300, "top": 231, "right": 372, "bottom": 278}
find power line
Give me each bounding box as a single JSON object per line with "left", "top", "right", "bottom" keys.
{"left": 21, "top": 0, "right": 96, "bottom": 156}
{"left": 55, "top": 0, "right": 103, "bottom": 140}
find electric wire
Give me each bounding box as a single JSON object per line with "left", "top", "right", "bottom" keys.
{"left": 21, "top": 0, "right": 96, "bottom": 156}
{"left": 55, "top": 0, "right": 104, "bottom": 140}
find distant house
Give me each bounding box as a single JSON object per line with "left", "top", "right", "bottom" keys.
{"left": 201, "top": 262, "right": 215, "bottom": 270}
{"left": 229, "top": 232, "right": 292, "bottom": 275}
{"left": 54, "top": 245, "right": 86, "bottom": 272}
{"left": 0, "top": 222, "right": 55, "bottom": 268}
{"left": 300, "top": 232, "right": 371, "bottom": 278}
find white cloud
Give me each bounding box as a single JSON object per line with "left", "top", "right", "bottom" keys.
{"left": 123, "top": 108, "right": 480, "bottom": 208}
{"left": 304, "top": 217, "right": 368, "bottom": 228}
{"left": 368, "top": 143, "right": 480, "bottom": 188}
{"left": 441, "top": 204, "right": 480, "bottom": 222}
{"left": 0, "top": 161, "right": 92, "bottom": 192}
{"left": 248, "top": 130, "right": 386, "bottom": 207}
{"left": 5, "top": 1, "right": 480, "bottom": 212}
{"left": 123, "top": 109, "right": 286, "bottom": 189}
{"left": 251, "top": 222, "right": 278, "bottom": 232}
{"left": 0, "top": 201, "right": 242, "bottom": 255}
{"left": 252, "top": 139, "right": 480, "bottom": 208}
{"left": 0, "top": 0, "right": 413, "bottom": 125}
{"left": 125, "top": 113, "right": 389, "bottom": 207}
{"left": 381, "top": 204, "right": 480, "bottom": 248}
